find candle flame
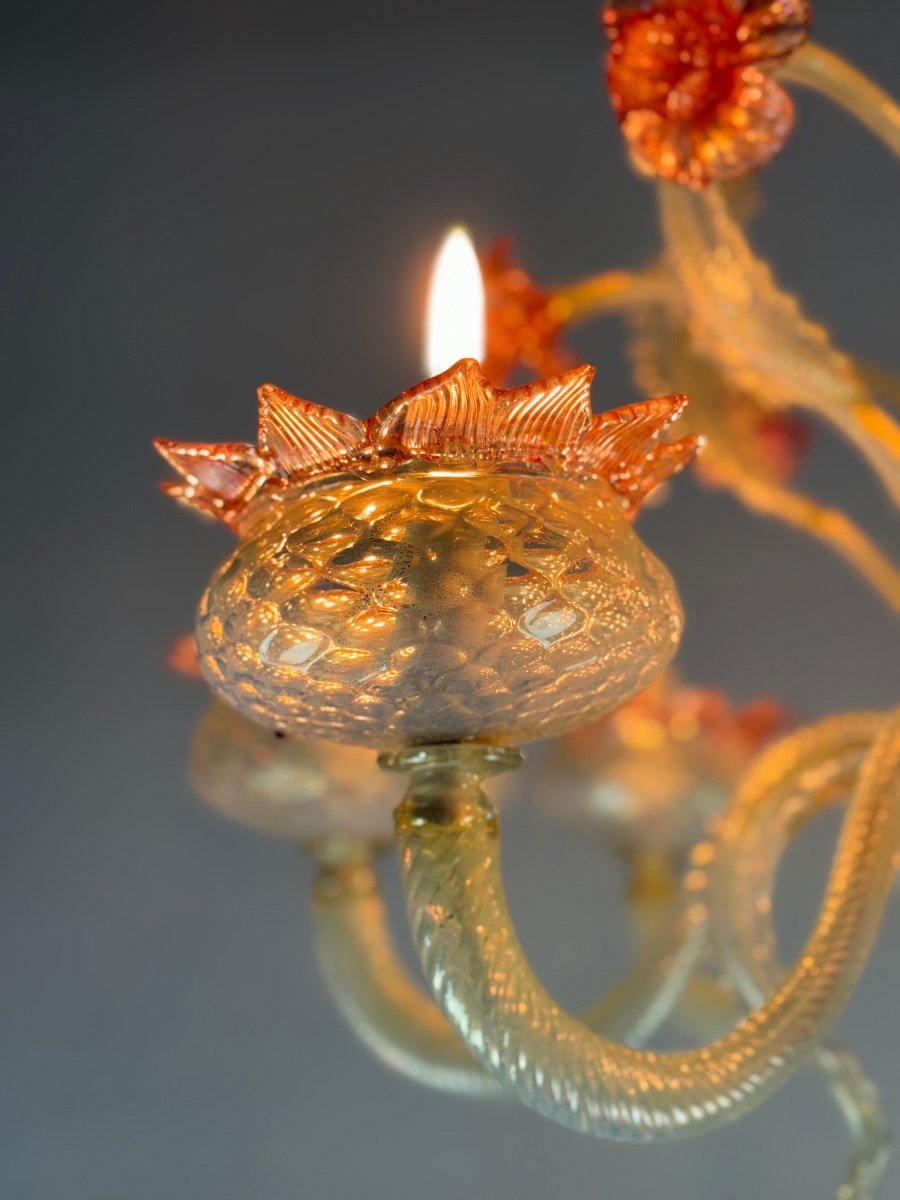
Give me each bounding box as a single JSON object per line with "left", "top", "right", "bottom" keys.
{"left": 424, "top": 226, "right": 485, "bottom": 376}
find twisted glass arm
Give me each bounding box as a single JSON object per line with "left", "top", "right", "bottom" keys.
{"left": 704, "top": 467, "right": 900, "bottom": 614}
{"left": 310, "top": 840, "right": 706, "bottom": 1094}
{"left": 629, "top": 899, "right": 889, "bottom": 1200}
{"left": 389, "top": 716, "right": 900, "bottom": 1141}
{"left": 555, "top": 268, "right": 673, "bottom": 323}
{"left": 311, "top": 725, "right": 892, "bottom": 1189}
{"left": 312, "top": 851, "right": 498, "bottom": 1097}
{"left": 541, "top": 223, "right": 900, "bottom": 610}
{"left": 658, "top": 182, "right": 900, "bottom": 507}
{"left": 782, "top": 44, "right": 900, "bottom": 158}
{"left": 689, "top": 714, "right": 893, "bottom": 1197}
{"left": 709, "top": 715, "right": 883, "bottom": 1001}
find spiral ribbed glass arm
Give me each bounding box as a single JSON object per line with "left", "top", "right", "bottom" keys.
{"left": 312, "top": 852, "right": 499, "bottom": 1097}
{"left": 313, "top": 841, "right": 886, "bottom": 1194}
{"left": 628, "top": 879, "right": 888, "bottom": 1200}
{"left": 310, "top": 834, "right": 706, "bottom": 1094}
{"left": 709, "top": 714, "right": 886, "bottom": 1004}
{"left": 703, "top": 714, "right": 894, "bottom": 1198}
{"left": 311, "top": 718, "right": 894, "bottom": 1179}
{"left": 782, "top": 44, "right": 900, "bottom": 157}
{"left": 391, "top": 716, "right": 900, "bottom": 1141}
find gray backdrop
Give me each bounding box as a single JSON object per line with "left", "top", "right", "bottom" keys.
{"left": 3, "top": 2, "right": 899, "bottom": 1197}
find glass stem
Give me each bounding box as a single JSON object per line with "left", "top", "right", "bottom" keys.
{"left": 712, "top": 465, "right": 900, "bottom": 614}
{"left": 657, "top": 181, "right": 900, "bottom": 506}
{"left": 782, "top": 43, "right": 900, "bottom": 157}
{"left": 552, "top": 268, "right": 672, "bottom": 324}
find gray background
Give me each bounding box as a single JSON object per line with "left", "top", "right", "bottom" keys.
{"left": 3, "top": 1, "right": 900, "bottom": 1197}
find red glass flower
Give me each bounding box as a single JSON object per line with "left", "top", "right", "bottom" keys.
{"left": 481, "top": 241, "right": 574, "bottom": 386}
{"left": 604, "top": 0, "right": 812, "bottom": 187}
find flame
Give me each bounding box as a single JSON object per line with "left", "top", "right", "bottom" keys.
{"left": 424, "top": 226, "right": 485, "bottom": 376}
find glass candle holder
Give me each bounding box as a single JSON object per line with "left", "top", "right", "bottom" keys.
{"left": 158, "top": 359, "right": 697, "bottom": 747}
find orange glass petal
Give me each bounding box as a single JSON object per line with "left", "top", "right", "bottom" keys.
{"left": 153, "top": 440, "right": 269, "bottom": 526}
{"left": 739, "top": 0, "right": 813, "bottom": 64}
{"left": 156, "top": 360, "right": 697, "bottom": 527}
{"left": 566, "top": 671, "right": 790, "bottom": 759}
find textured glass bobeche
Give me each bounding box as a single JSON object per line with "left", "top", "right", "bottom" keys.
{"left": 158, "top": 359, "right": 696, "bottom": 748}
{"left": 198, "top": 469, "right": 682, "bottom": 747}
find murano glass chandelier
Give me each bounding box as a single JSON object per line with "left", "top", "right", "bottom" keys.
{"left": 157, "top": 2, "right": 900, "bottom": 1196}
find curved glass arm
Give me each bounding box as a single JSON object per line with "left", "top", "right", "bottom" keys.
{"left": 311, "top": 844, "right": 706, "bottom": 1094}
{"left": 553, "top": 269, "right": 674, "bottom": 323}
{"left": 782, "top": 44, "right": 900, "bottom": 157}
{"left": 313, "top": 855, "right": 499, "bottom": 1097}
{"left": 632, "top": 899, "right": 889, "bottom": 1200}
{"left": 390, "top": 716, "right": 900, "bottom": 1141}
{"left": 709, "top": 714, "right": 882, "bottom": 999}
{"left": 311, "top": 719, "right": 893, "bottom": 1187}
{"left": 657, "top": 182, "right": 900, "bottom": 507}
{"left": 704, "top": 466, "right": 900, "bottom": 613}
{"left": 702, "top": 714, "right": 893, "bottom": 1198}
{"left": 611, "top": 732, "right": 891, "bottom": 1200}
{"left": 816, "top": 1047, "right": 894, "bottom": 1200}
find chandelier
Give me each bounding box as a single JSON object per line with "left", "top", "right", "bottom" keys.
{"left": 157, "top": 3, "right": 900, "bottom": 1195}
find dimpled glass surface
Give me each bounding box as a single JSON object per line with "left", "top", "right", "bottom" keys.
{"left": 197, "top": 469, "right": 683, "bottom": 747}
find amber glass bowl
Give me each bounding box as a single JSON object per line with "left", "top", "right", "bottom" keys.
{"left": 158, "top": 360, "right": 696, "bottom": 748}
{"left": 197, "top": 468, "right": 683, "bottom": 747}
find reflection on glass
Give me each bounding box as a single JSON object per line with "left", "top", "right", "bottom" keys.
{"left": 153, "top": 5, "right": 900, "bottom": 1187}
